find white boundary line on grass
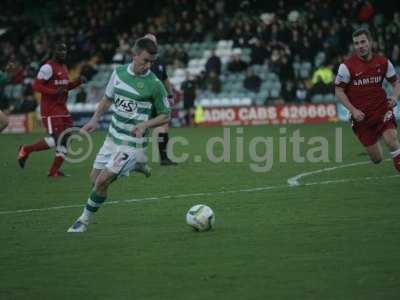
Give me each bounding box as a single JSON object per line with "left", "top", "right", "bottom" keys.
{"left": 287, "top": 159, "right": 391, "bottom": 186}
{"left": 287, "top": 161, "right": 370, "bottom": 186}
{"left": 0, "top": 173, "right": 398, "bottom": 216}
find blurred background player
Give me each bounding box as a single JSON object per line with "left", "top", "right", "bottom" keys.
{"left": 144, "top": 33, "right": 177, "bottom": 166}
{"left": 17, "top": 42, "right": 86, "bottom": 177}
{"left": 181, "top": 71, "right": 197, "bottom": 126}
{"left": 67, "top": 38, "right": 170, "bottom": 232}
{"left": 335, "top": 28, "right": 400, "bottom": 171}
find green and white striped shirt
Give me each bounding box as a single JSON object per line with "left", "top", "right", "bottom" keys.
{"left": 105, "top": 63, "right": 170, "bottom": 148}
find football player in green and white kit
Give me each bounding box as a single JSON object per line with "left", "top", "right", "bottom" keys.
{"left": 67, "top": 37, "right": 170, "bottom": 232}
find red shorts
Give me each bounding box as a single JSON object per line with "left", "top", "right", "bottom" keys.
{"left": 42, "top": 115, "right": 73, "bottom": 135}
{"left": 352, "top": 109, "right": 397, "bottom": 147}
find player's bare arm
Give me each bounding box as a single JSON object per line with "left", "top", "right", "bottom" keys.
{"left": 81, "top": 96, "right": 113, "bottom": 133}
{"left": 67, "top": 76, "right": 85, "bottom": 91}
{"left": 33, "top": 78, "right": 66, "bottom": 95}
{"left": 388, "top": 77, "right": 400, "bottom": 108}
{"left": 335, "top": 86, "right": 365, "bottom": 121}
{"left": 132, "top": 113, "right": 170, "bottom": 137}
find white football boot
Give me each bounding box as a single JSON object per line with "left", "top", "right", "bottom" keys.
{"left": 67, "top": 219, "right": 88, "bottom": 233}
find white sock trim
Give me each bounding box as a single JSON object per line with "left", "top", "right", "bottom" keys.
{"left": 44, "top": 137, "right": 55, "bottom": 148}
{"left": 81, "top": 207, "right": 93, "bottom": 224}
{"left": 87, "top": 199, "right": 101, "bottom": 208}
{"left": 391, "top": 148, "right": 400, "bottom": 158}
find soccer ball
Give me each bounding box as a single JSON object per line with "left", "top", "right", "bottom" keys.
{"left": 186, "top": 204, "right": 215, "bottom": 232}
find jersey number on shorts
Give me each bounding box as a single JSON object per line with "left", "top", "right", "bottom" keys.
{"left": 113, "top": 152, "right": 129, "bottom": 168}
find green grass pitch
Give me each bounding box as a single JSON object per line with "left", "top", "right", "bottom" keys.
{"left": 1, "top": 122, "right": 400, "bottom": 299}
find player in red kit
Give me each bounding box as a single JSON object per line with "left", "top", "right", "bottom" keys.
{"left": 17, "top": 43, "right": 86, "bottom": 177}
{"left": 335, "top": 28, "right": 400, "bottom": 171}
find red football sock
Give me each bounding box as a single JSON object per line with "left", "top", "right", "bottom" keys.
{"left": 24, "top": 139, "right": 50, "bottom": 154}
{"left": 48, "top": 155, "right": 65, "bottom": 175}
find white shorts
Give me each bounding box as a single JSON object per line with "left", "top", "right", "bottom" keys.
{"left": 93, "top": 137, "right": 147, "bottom": 176}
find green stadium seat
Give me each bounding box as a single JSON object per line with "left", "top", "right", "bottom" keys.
{"left": 270, "top": 88, "right": 280, "bottom": 98}
{"left": 311, "top": 94, "right": 324, "bottom": 103}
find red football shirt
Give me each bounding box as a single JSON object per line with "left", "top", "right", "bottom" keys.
{"left": 335, "top": 53, "right": 397, "bottom": 115}
{"left": 32, "top": 59, "right": 81, "bottom": 117}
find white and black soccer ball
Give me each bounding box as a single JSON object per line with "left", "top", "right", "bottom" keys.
{"left": 186, "top": 204, "right": 215, "bottom": 232}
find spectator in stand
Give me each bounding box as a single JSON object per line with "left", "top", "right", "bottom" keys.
{"left": 175, "top": 48, "right": 189, "bottom": 67}
{"left": 0, "top": 61, "right": 18, "bottom": 131}
{"left": 311, "top": 63, "right": 334, "bottom": 86}
{"left": 241, "top": 22, "right": 256, "bottom": 47}
{"left": 281, "top": 80, "right": 296, "bottom": 102}
{"left": 250, "top": 39, "right": 269, "bottom": 65}
{"left": 279, "top": 55, "right": 294, "bottom": 80}
{"left": 0, "top": 76, "right": 11, "bottom": 112}
{"left": 214, "top": 20, "right": 229, "bottom": 41}
{"left": 205, "top": 49, "right": 222, "bottom": 75}
{"left": 268, "top": 49, "right": 283, "bottom": 75}
{"left": 9, "top": 61, "right": 25, "bottom": 85}
{"left": 227, "top": 53, "right": 248, "bottom": 73}
{"left": 15, "top": 73, "right": 38, "bottom": 113}
{"left": 205, "top": 71, "right": 222, "bottom": 94}
{"left": 243, "top": 69, "right": 262, "bottom": 93}
{"left": 299, "top": 36, "right": 312, "bottom": 60}
{"left": 288, "top": 29, "right": 303, "bottom": 58}
{"left": 358, "top": 0, "right": 375, "bottom": 22}
{"left": 194, "top": 71, "right": 207, "bottom": 91}
{"left": 232, "top": 26, "right": 245, "bottom": 48}
{"left": 310, "top": 75, "right": 331, "bottom": 96}
{"left": 295, "top": 81, "right": 308, "bottom": 103}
